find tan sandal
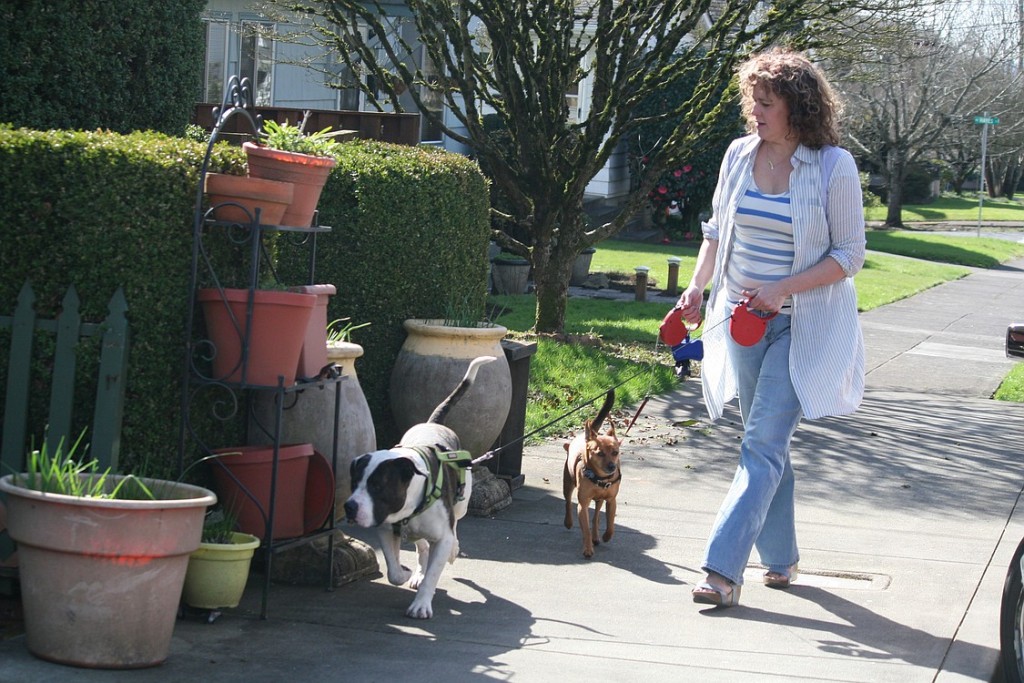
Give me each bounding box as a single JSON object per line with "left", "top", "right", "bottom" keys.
{"left": 764, "top": 564, "right": 798, "bottom": 589}
{"left": 692, "top": 580, "right": 741, "bottom": 607}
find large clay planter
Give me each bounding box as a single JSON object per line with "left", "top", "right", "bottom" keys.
{"left": 0, "top": 474, "right": 215, "bottom": 669}
{"left": 182, "top": 531, "right": 261, "bottom": 610}
{"left": 243, "top": 142, "right": 337, "bottom": 228}
{"left": 211, "top": 443, "right": 314, "bottom": 540}
{"left": 203, "top": 172, "right": 294, "bottom": 226}
{"left": 197, "top": 288, "right": 316, "bottom": 387}
{"left": 389, "top": 319, "right": 512, "bottom": 458}
{"left": 249, "top": 341, "right": 377, "bottom": 513}
{"left": 288, "top": 283, "right": 336, "bottom": 381}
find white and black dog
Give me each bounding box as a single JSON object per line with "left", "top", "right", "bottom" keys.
{"left": 344, "top": 355, "right": 494, "bottom": 619}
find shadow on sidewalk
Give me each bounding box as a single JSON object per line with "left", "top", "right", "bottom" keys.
{"left": 701, "top": 585, "right": 999, "bottom": 678}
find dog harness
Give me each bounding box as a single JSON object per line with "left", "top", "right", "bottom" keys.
{"left": 583, "top": 467, "right": 621, "bottom": 489}
{"left": 391, "top": 445, "right": 472, "bottom": 535}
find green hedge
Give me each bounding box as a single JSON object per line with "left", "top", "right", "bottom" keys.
{"left": 277, "top": 140, "right": 492, "bottom": 448}
{"left": 0, "top": 128, "right": 490, "bottom": 476}
{"left": 0, "top": 126, "right": 243, "bottom": 479}
{"left": 0, "top": 2, "right": 205, "bottom": 135}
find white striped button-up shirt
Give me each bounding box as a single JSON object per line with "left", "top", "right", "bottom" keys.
{"left": 699, "top": 135, "right": 866, "bottom": 421}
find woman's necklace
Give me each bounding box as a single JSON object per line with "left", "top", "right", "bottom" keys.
{"left": 764, "top": 149, "right": 785, "bottom": 171}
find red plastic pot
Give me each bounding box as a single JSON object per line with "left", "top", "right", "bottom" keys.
{"left": 288, "top": 283, "right": 336, "bottom": 381}
{"left": 203, "top": 172, "right": 293, "bottom": 226}
{"left": 197, "top": 288, "right": 316, "bottom": 387}
{"left": 211, "top": 443, "right": 314, "bottom": 540}
{"left": 243, "top": 142, "right": 337, "bottom": 228}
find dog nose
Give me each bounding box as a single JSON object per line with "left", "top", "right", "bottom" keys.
{"left": 606, "top": 463, "right": 616, "bottom": 472}
{"left": 343, "top": 500, "right": 358, "bottom": 521}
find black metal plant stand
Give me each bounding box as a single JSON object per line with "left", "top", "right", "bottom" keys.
{"left": 176, "top": 75, "right": 345, "bottom": 620}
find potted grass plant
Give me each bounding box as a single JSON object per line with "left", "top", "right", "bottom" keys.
{"left": 0, "top": 431, "right": 216, "bottom": 669}
{"left": 243, "top": 119, "right": 344, "bottom": 228}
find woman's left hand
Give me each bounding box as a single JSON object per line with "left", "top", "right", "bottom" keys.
{"left": 741, "top": 283, "right": 785, "bottom": 314}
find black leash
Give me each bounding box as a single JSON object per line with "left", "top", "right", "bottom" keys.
{"left": 474, "top": 307, "right": 744, "bottom": 465}
{"left": 472, "top": 365, "right": 652, "bottom": 465}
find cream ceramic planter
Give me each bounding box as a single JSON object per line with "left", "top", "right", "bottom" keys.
{"left": 389, "top": 319, "right": 512, "bottom": 457}
{"left": 249, "top": 341, "right": 377, "bottom": 517}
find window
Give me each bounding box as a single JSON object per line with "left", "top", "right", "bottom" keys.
{"left": 241, "top": 21, "right": 275, "bottom": 106}
{"left": 201, "top": 19, "right": 229, "bottom": 104}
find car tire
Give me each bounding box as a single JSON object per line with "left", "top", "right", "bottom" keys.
{"left": 1001, "top": 535, "right": 1024, "bottom": 683}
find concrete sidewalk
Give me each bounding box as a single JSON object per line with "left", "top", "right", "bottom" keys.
{"left": 1, "top": 260, "right": 1024, "bottom": 682}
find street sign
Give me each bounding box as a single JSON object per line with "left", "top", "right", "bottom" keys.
{"left": 974, "top": 116, "right": 999, "bottom": 125}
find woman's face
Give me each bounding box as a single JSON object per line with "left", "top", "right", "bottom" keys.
{"left": 750, "top": 84, "right": 791, "bottom": 144}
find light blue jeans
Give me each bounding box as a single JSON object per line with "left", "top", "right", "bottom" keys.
{"left": 701, "top": 313, "right": 802, "bottom": 585}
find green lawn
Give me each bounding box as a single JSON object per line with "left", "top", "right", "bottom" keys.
{"left": 493, "top": 225, "right": 1024, "bottom": 440}
{"left": 864, "top": 194, "right": 1024, "bottom": 222}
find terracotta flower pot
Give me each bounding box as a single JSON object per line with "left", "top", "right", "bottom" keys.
{"left": 0, "top": 474, "right": 215, "bottom": 669}
{"left": 203, "top": 172, "right": 294, "bottom": 226}
{"left": 243, "top": 142, "right": 337, "bottom": 228}
{"left": 210, "top": 443, "right": 314, "bottom": 540}
{"left": 197, "top": 288, "right": 316, "bottom": 387}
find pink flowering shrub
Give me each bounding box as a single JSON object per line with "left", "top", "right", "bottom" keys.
{"left": 628, "top": 55, "right": 741, "bottom": 240}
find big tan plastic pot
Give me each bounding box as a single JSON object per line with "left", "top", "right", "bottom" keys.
{"left": 0, "top": 474, "right": 216, "bottom": 669}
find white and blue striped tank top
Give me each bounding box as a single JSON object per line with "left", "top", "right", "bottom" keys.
{"left": 725, "top": 182, "right": 795, "bottom": 312}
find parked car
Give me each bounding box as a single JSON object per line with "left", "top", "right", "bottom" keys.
{"left": 999, "top": 323, "right": 1024, "bottom": 682}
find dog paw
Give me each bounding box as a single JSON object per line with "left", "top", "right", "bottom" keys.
{"left": 408, "top": 570, "right": 426, "bottom": 590}
{"left": 406, "top": 599, "right": 433, "bottom": 619}
{"left": 602, "top": 530, "right": 614, "bottom": 543}
{"left": 564, "top": 516, "right": 573, "bottom": 530}
{"left": 387, "top": 566, "right": 413, "bottom": 586}
{"left": 583, "top": 546, "right": 594, "bottom": 559}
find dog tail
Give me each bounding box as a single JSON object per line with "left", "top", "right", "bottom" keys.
{"left": 591, "top": 388, "right": 615, "bottom": 432}
{"left": 428, "top": 356, "right": 497, "bottom": 425}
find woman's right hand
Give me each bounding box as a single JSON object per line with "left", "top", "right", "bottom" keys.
{"left": 676, "top": 286, "right": 704, "bottom": 325}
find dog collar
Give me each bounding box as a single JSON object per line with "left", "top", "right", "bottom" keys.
{"left": 391, "top": 446, "right": 473, "bottom": 535}
{"left": 583, "top": 467, "right": 621, "bottom": 489}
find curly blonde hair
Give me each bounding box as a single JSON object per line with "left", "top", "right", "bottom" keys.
{"left": 738, "top": 48, "right": 842, "bottom": 149}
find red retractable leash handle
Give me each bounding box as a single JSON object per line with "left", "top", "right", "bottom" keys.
{"left": 729, "top": 300, "right": 777, "bottom": 346}
{"left": 658, "top": 305, "right": 702, "bottom": 346}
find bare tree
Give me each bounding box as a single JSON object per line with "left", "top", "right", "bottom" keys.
{"left": 274, "top": 0, "right": 900, "bottom": 332}
{"left": 829, "top": 3, "right": 1020, "bottom": 226}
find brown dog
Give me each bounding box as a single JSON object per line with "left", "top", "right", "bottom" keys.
{"left": 563, "top": 389, "right": 622, "bottom": 558}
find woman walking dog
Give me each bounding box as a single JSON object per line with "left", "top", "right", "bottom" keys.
{"left": 676, "top": 47, "right": 866, "bottom": 608}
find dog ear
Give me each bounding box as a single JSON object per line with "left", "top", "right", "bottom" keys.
{"left": 584, "top": 419, "right": 595, "bottom": 440}
{"left": 606, "top": 421, "right": 616, "bottom": 438}
{"left": 350, "top": 453, "right": 371, "bottom": 486}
